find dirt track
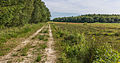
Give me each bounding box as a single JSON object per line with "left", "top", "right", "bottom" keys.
{"left": 0, "top": 25, "right": 45, "bottom": 63}
{"left": 44, "top": 24, "right": 56, "bottom": 63}
{"left": 0, "top": 24, "right": 57, "bottom": 63}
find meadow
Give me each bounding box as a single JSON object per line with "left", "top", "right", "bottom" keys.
{"left": 51, "top": 22, "right": 120, "bottom": 63}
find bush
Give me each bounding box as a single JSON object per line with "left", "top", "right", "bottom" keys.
{"left": 61, "top": 33, "right": 90, "bottom": 62}
{"left": 93, "top": 44, "right": 120, "bottom": 63}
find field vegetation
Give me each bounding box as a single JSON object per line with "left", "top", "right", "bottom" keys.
{"left": 1, "top": 0, "right": 120, "bottom": 63}
{"left": 51, "top": 23, "right": 120, "bottom": 63}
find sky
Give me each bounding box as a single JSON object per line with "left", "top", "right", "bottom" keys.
{"left": 42, "top": 0, "right": 120, "bottom": 19}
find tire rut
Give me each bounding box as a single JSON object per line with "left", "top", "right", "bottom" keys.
{"left": 0, "top": 25, "right": 46, "bottom": 63}
{"left": 44, "top": 24, "right": 56, "bottom": 63}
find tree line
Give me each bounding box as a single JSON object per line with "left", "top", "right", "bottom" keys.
{"left": 0, "top": 0, "right": 51, "bottom": 28}
{"left": 53, "top": 14, "right": 120, "bottom": 23}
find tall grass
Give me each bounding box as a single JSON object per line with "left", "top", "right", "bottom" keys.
{"left": 51, "top": 23, "right": 120, "bottom": 63}
{"left": 0, "top": 23, "right": 44, "bottom": 44}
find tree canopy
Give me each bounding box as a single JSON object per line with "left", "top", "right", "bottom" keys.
{"left": 0, "top": 0, "right": 51, "bottom": 27}
{"left": 53, "top": 14, "right": 120, "bottom": 23}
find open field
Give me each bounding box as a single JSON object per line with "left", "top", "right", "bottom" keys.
{"left": 1, "top": 0, "right": 120, "bottom": 63}
{"left": 51, "top": 22, "right": 120, "bottom": 63}
{"left": 0, "top": 22, "right": 120, "bottom": 63}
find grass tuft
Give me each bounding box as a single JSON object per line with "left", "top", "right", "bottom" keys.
{"left": 36, "top": 55, "right": 41, "bottom": 62}
{"left": 38, "top": 35, "right": 45, "bottom": 40}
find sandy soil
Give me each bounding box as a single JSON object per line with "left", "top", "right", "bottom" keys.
{"left": 44, "top": 24, "right": 56, "bottom": 63}
{"left": 0, "top": 24, "right": 57, "bottom": 63}
{"left": 0, "top": 25, "right": 45, "bottom": 63}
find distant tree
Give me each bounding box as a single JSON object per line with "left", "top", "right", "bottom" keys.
{"left": 53, "top": 14, "right": 120, "bottom": 23}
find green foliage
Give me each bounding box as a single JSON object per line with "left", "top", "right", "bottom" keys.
{"left": 36, "top": 55, "right": 41, "bottom": 62}
{"left": 93, "top": 44, "right": 120, "bottom": 63}
{"left": 0, "top": 23, "right": 43, "bottom": 44}
{"left": 43, "top": 30, "right": 48, "bottom": 33}
{"left": 38, "top": 35, "right": 45, "bottom": 40}
{"left": 51, "top": 23, "right": 120, "bottom": 63}
{"left": 12, "top": 53, "right": 18, "bottom": 56}
{"left": 114, "top": 33, "right": 120, "bottom": 36}
{"left": 53, "top": 14, "right": 120, "bottom": 23}
{"left": 0, "top": 0, "right": 51, "bottom": 28}
{"left": 43, "top": 38, "right": 48, "bottom": 41}
{"left": 19, "top": 43, "right": 32, "bottom": 56}
{"left": 0, "top": 37, "right": 7, "bottom": 43}
{"left": 30, "top": 0, "right": 51, "bottom": 23}
{"left": 40, "top": 44, "right": 47, "bottom": 49}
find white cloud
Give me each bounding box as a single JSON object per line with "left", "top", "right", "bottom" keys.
{"left": 42, "top": 0, "right": 120, "bottom": 18}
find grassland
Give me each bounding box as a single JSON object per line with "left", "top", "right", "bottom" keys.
{"left": 51, "top": 22, "right": 120, "bottom": 63}
{"left": 1, "top": 22, "right": 120, "bottom": 63}
{"left": 0, "top": 23, "right": 45, "bottom": 56}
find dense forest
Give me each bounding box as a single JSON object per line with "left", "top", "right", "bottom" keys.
{"left": 0, "top": 0, "right": 51, "bottom": 28}
{"left": 53, "top": 14, "right": 120, "bottom": 23}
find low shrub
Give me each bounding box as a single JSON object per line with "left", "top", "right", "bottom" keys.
{"left": 93, "top": 44, "right": 120, "bottom": 63}
{"left": 51, "top": 23, "right": 120, "bottom": 63}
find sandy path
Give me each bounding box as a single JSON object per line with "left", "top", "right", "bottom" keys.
{"left": 19, "top": 40, "right": 42, "bottom": 63}
{"left": 0, "top": 25, "right": 45, "bottom": 63}
{"left": 44, "top": 24, "right": 56, "bottom": 63}
{"left": 19, "top": 25, "right": 49, "bottom": 63}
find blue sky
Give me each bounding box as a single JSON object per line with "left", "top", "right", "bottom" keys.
{"left": 42, "top": 0, "right": 120, "bottom": 19}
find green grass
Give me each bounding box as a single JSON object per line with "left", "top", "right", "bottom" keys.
{"left": 19, "top": 44, "right": 31, "bottom": 56}
{"left": 0, "top": 37, "right": 7, "bottom": 43}
{"left": 38, "top": 35, "right": 45, "bottom": 40}
{"left": 51, "top": 23, "right": 120, "bottom": 63}
{"left": 43, "top": 30, "right": 49, "bottom": 33}
{"left": 38, "top": 35, "right": 49, "bottom": 41}
{"left": 12, "top": 53, "right": 18, "bottom": 56}
{"left": 0, "top": 23, "right": 44, "bottom": 43}
{"left": 0, "top": 23, "right": 45, "bottom": 56}
{"left": 41, "top": 44, "right": 47, "bottom": 49}
{"left": 52, "top": 23, "right": 120, "bottom": 50}
{"left": 36, "top": 55, "right": 42, "bottom": 62}
{"left": 43, "top": 38, "right": 48, "bottom": 41}
{"left": 7, "top": 61, "right": 12, "bottom": 63}
{"left": 37, "top": 44, "right": 47, "bottom": 51}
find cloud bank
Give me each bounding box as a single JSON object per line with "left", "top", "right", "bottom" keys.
{"left": 42, "top": 0, "right": 120, "bottom": 19}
